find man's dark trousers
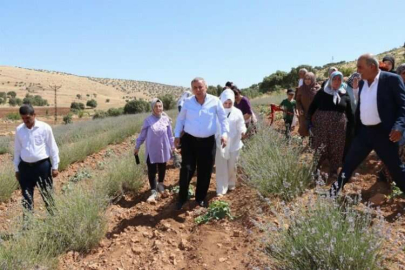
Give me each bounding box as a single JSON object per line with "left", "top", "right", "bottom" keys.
{"left": 179, "top": 133, "right": 216, "bottom": 203}
{"left": 336, "top": 125, "right": 405, "bottom": 192}
{"left": 18, "top": 158, "right": 55, "bottom": 214}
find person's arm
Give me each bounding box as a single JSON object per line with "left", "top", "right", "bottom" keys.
{"left": 46, "top": 126, "right": 60, "bottom": 173}
{"left": 237, "top": 111, "right": 247, "bottom": 136}
{"left": 390, "top": 75, "right": 405, "bottom": 141}
{"left": 242, "top": 98, "right": 253, "bottom": 121}
{"left": 174, "top": 101, "right": 187, "bottom": 138}
{"left": 13, "top": 130, "right": 22, "bottom": 173}
{"left": 167, "top": 122, "right": 175, "bottom": 150}
{"left": 306, "top": 91, "right": 320, "bottom": 125}
{"left": 134, "top": 120, "right": 148, "bottom": 154}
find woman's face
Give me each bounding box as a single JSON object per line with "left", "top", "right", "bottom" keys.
{"left": 331, "top": 76, "right": 342, "bottom": 90}
{"left": 223, "top": 99, "right": 233, "bottom": 108}
{"left": 304, "top": 75, "right": 312, "bottom": 86}
{"left": 153, "top": 102, "right": 163, "bottom": 115}
{"left": 234, "top": 91, "right": 241, "bottom": 101}
{"left": 384, "top": 60, "right": 393, "bottom": 71}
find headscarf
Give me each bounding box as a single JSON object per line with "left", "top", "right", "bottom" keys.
{"left": 220, "top": 89, "right": 235, "bottom": 115}
{"left": 151, "top": 98, "right": 163, "bottom": 118}
{"left": 324, "top": 71, "right": 346, "bottom": 105}
{"left": 383, "top": 55, "right": 395, "bottom": 71}
{"left": 397, "top": 64, "right": 405, "bottom": 76}
{"left": 301, "top": 72, "right": 321, "bottom": 93}
{"left": 347, "top": 72, "right": 361, "bottom": 88}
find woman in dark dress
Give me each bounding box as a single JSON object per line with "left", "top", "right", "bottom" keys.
{"left": 307, "top": 71, "right": 354, "bottom": 177}
{"left": 232, "top": 86, "right": 257, "bottom": 139}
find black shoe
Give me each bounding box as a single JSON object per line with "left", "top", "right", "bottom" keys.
{"left": 175, "top": 201, "right": 184, "bottom": 211}
{"left": 196, "top": 200, "right": 208, "bottom": 208}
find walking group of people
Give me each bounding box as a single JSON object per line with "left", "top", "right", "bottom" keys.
{"left": 11, "top": 52, "right": 405, "bottom": 220}
{"left": 278, "top": 53, "right": 405, "bottom": 196}
{"left": 136, "top": 78, "right": 256, "bottom": 208}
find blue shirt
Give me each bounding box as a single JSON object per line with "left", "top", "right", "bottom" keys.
{"left": 175, "top": 94, "right": 229, "bottom": 138}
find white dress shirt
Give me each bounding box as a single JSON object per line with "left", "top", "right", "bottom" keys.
{"left": 175, "top": 94, "right": 229, "bottom": 138}
{"left": 14, "top": 120, "right": 60, "bottom": 172}
{"left": 360, "top": 71, "right": 382, "bottom": 126}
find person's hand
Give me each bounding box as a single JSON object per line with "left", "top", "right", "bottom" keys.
{"left": 134, "top": 148, "right": 139, "bottom": 155}
{"left": 15, "top": 172, "right": 19, "bottom": 182}
{"left": 174, "top": 138, "right": 180, "bottom": 149}
{"left": 221, "top": 136, "right": 228, "bottom": 148}
{"left": 389, "top": 130, "right": 402, "bottom": 143}
{"left": 52, "top": 169, "right": 59, "bottom": 178}
{"left": 171, "top": 147, "right": 176, "bottom": 153}
{"left": 353, "top": 77, "right": 359, "bottom": 89}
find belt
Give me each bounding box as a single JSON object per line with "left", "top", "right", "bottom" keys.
{"left": 365, "top": 123, "right": 381, "bottom": 129}
{"left": 21, "top": 158, "right": 50, "bottom": 166}
{"left": 185, "top": 133, "right": 215, "bottom": 141}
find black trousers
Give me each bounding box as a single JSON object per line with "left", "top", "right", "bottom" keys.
{"left": 146, "top": 156, "right": 166, "bottom": 190}
{"left": 179, "top": 133, "right": 216, "bottom": 203}
{"left": 284, "top": 118, "right": 293, "bottom": 139}
{"left": 336, "top": 125, "right": 405, "bottom": 192}
{"left": 18, "top": 158, "right": 54, "bottom": 214}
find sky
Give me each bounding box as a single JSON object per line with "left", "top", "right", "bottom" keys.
{"left": 0, "top": 0, "right": 404, "bottom": 88}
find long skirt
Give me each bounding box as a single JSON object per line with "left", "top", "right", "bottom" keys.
{"left": 312, "top": 110, "right": 347, "bottom": 175}
{"left": 215, "top": 149, "right": 240, "bottom": 195}
{"left": 298, "top": 113, "right": 309, "bottom": 137}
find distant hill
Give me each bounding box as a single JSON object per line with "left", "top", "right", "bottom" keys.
{"left": 0, "top": 66, "right": 188, "bottom": 109}
{"left": 314, "top": 46, "right": 405, "bottom": 79}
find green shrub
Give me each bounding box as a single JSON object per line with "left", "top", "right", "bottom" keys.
{"left": 7, "top": 91, "right": 16, "bottom": 98}
{"left": 157, "top": 94, "right": 176, "bottom": 110}
{"left": 124, "top": 100, "right": 149, "bottom": 114}
{"left": 86, "top": 99, "right": 97, "bottom": 108}
{"left": 92, "top": 110, "right": 108, "bottom": 119}
{"left": 63, "top": 113, "right": 73, "bottom": 124}
{"left": 0, "top": 159, "right": 18, "bottom": 203}
{"left": 107, "top": 107, "right": 124, "bottom": 117}
{"left": 0, "top": 97, "right": 5, "bottom": 104}
{"left": 105, "top": 99, "right": 110, "bottom": 103}
{"left": 267, "top": 197, "right": 387, "bottom": 269}
{"left": 8, "top": 97, "right": 18, "bottom": 107}
{"left": 0, "top": 136, "right": 12, "bottom": 155}
{"left": 6, "top": 112, "right": 20, "bottom": 121}
{"left": 195, "top": 200, "right": 233, "bottom": 224}
{"left": 0, "top": 91, "right": 6, "bottom": 99}
{"left": 23, "top": 94, "right": 48, "bottom": 106}
{"left": 239, "top": 123, "right": 316, "bottom": 201}
{"left": 70, "top": 102, "right": 85, "bottom": 110}
{"left": 340, "top": 67, "right": 355, "bottom": 77}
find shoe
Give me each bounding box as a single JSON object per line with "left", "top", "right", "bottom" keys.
{"left": 196, "top": 200, "right": 208, "bottom": 208}
{"left": 175, "top": 201, "right": 184, "bottom": 211}
{"left": 157, "top": 183, "right": 165, "bottom": 193}
{"left": 216, "top": 193, "right": 224, "bottom": 198}
{"left": 147, "top": 190, "right": 158, "bottom": 203}
{"left": 228, "top": 185, "right": 236, "bottom": 191}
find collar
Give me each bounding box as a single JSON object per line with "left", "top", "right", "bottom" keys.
{"left": 194, "top": 94, "right": 207, "bottom": 104}
{"left": 363, "top": 70, "right": 381, "bottom": 85}
{"left": 25, "top": 119, "right": 40, "bottom": 130}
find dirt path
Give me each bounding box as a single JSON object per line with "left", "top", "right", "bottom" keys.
{"left": 0, "top": 136, "right": 136, "bottom": 232}
{"left": 58, "top": 163, "right": 272, "bottom": 270}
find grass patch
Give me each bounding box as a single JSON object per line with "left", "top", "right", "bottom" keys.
{"left": 0, "top": 159, "right": 18, "bottom": 203}
{"left": 267, "top": 196, "right": 389, "bottom": 270}
{"left": 0, "top": 136, "right": 12, "bottom": 154}
{"left": 239, "top": 123, "right": 316, "bottom": 201}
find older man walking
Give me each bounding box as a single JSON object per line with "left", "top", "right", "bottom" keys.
{"left": 174, "top": 77, "right": 229, "bottom": 210}
{"left": 330, "top": 54, "right": 405, "bottom": 196}
{"left": 14, "top": 104, "right": 59, "bottom": 214}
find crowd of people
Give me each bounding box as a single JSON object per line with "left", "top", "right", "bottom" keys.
{"left": 11, "top": 52, "right": 405, "bottom": 219}
{"left": 278, "top": 53, "right": 405, "bottom": 197}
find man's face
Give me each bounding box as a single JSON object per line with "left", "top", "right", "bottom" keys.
{"left": 192, "top": 80, "right": 207, "bottom": 97}
{"left": 357, "top": 58, "right": 373, "bottom": 80}
{"left": 21, "top": 113, "right": 35, "bottom": 128}
{"left": 383, "top": 60, "right": 393, "bottom": 71}
{"left": 299, "top": 71, "right": 305, "bottom": 79}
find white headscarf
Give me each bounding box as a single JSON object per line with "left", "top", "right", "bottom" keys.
{"left": 324, "top": 71, "right": 346, "bottom": 105}
{"left": 220, "top": 89, "right": 235, "bottom": 114}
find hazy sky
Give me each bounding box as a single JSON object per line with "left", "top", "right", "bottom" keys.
{"left": 1, "top": 0, "right": 404, "bottom": 88}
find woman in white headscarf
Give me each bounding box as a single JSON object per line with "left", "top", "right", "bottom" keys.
{"left": 177, "top": 90, "right": 192, "bottom": 112}
{"left": 307, "top": 71, "right": 354, "bottom": 178}
{"left": 215, "top": 89, "right": 246, "bottom": 196}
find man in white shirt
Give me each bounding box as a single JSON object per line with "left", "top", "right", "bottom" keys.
{"left": 14, "top": 104, "right": 60, "bottom": 214}
{"left": 330, "top": 54, "right": 405, "bottom": 196}
{"left": 174, "top": 77, "right": 229, "bottom": 210}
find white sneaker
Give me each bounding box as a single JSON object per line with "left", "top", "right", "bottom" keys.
{"left": 157, "top": 183, "right": 165, "bottom": 193}
{"left": 147, "top": 190, "right": 158, "bottom": 203}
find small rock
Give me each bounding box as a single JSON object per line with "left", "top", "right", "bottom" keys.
{"left": 369, "top": 193, "right": 386, "bottom": 206}
{"left": 161, "top": 222, "right": 171, "bottom": 231}
{"left": 219, "top": 257, "right": 227, "bottom": 263}
{"left": 179, "top": 238, "right": 190, "bottom": 250}
{"left": 132, "top": 246, "right": 143, "bottom": 255}
{"left": 131, "top": 237, "right": 139, "bottom": 243}
{"left": 217, "top": 243, "right": 222, "bottom": 248}
{"left": 233, "top": 230, "right": 241, "bottom": 237}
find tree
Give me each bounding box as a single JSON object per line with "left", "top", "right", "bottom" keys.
{"left": 107, "top": 107, "right": 124, "bottom": 117}
{"left": 63, "top": 113, "right": 73, "bottom": 124}
{"left": 0, "top": 97, "right": 5, "bottom": 104}
{"left": 7, "top": 91, "right": 16, "bottom": 98}
{"left": 284, "top": 65, "right": 316, "bottom": 88}
{"left": 259, "top": 71, "right": 288, "bottom": 93}
{"left": 70, "top": 102, "right": 85, "bottom": 110}
{"left": 0, "top": 92, "right": 6, "bottom": 99}
{"left": 86, "top": 99, "right": 98, "bottom": 108}
{"left": 207, "top": 85, "right": 219, "bottom": 96}
{"left": 106, "top": 99, "right": 110, "bottom": 103}
{"left": 124, "top": 100, "right": 149, "bottom": 114}
{"left": 76, "top": 94, "right": 82, "bottom": 99}
{"left": 157, "top": 94, "right": 176, "bottom": 110}
{"left": 8, "top": 97, "right": 18, "bottom": 106}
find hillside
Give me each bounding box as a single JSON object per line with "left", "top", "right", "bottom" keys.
{"left": 315, "top": 46, "right": 405, "bottom": 79}
{"left": 0, "top": 66, "right": 188, "bottom": 110}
